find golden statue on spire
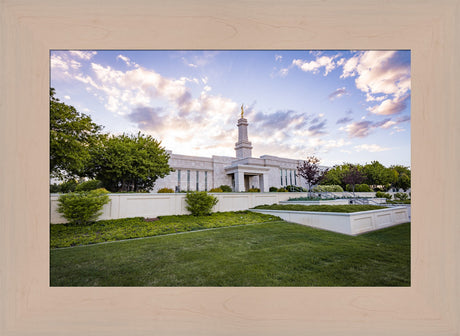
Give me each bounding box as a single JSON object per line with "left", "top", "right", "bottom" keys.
{"left": 240, "top": 104, "right": 244, "bottom": 118}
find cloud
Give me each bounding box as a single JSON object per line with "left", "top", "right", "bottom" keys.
{"left": 367, "top": 94, "right": 410, "bottom": 115}
{"left": 308, "top": 120, "right": 327, "bottom": 136}
{"left": 117, "top": 54, "right": 138, "bottom": 68}
{"left": 69, "top": 50, "right": 97, "bottom": 60}
{"left": 343, "top": 121, "right": 374, "bottom": 138}
{"left": 342, "top": 114, "right": 410, "bottom": 138}
{"left": 279, "top": 68, "right": 290, "bottom": 77}
{"left": 336, "top": 116, "right": 353, "bottom": 124}
{"left": 328, "top": 87, "right": 348, "bottom": 101}
{"left": 50, "top": 54, "right": 81, "bottom": 71}
{"left": 252, "top": 110, "right": 309, "bottom": 132}
{"left": 275, "top": 55, "right": 283, "bottom": 62}
{"left": 340, "top": 50, "right": 411, "bottom": 115}
{"left": 64, "top": 95, "right": 71, "bottom": 100}
{"left": 292, "top": 55, "right": 340, "bottom": 76}
{"left": 354, "top": 144, "right": 390, "bottom": 152}
{"left": 127, "top": 107, "right": 165, "bottom": 131}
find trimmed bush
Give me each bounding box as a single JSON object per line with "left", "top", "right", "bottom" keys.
{"left": 312, "top": 185, "right": 344, "bottom": 192}
{"left": 355, "top": 184, "right": 372, "bottom": 192}
{"left": 219, "top": 185, "right": 233, "bottom": 192}
{"left": 185, "top": 191, "right": 218, "bottom": 216}
{"left": 57, "top": 188, "right": 110, "bottom": 225}
{"left": 277, "top": 188, "right": 287, "bottom": 192}
{"left": 158, "top": 187, "right": 174, "bottom": 193}
{"left": 269, "top": 186, "right": 278, "bottom": 192}
{"left": 75, "top": 179, "right": 103, "bottom": 192}
{"left": 286, "top": 185, "right": 303, "bottom": 192}
{"left": 248, "top": 188, "right": 260, "bottom": 192}
{"left": 209, "top": 187, "right": 223, "bottom": 192}
{"left": 375, "top": 191, "right": 392, "bottom": 200}
{"left": 394, "top": 192, "right": 409, "bottom": 201}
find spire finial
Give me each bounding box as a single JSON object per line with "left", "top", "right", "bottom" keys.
{"left": 240, "top": 104, "right": 244, "bottom": 118}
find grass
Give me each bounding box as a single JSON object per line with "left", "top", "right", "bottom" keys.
{"left": 50, "top": 211, "right": 279, "bottom": 248}
{"left": 288, "top": 196, "right": 335, "bottom": 201}
{"left": 50, "top": 220, "right": 410, "bottom": 287}
{"left": 387, "top": 200, "right": 411, "bottom": 204}
{"left": 253, "top": 204, "right": 387, "bottom": 212}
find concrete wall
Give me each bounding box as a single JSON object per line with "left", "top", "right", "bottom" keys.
{"left": 50, "top": 192, "right": 308, "bottom": 224}
{"left": 251, "top": 207, "right": 410, "bottom": 235}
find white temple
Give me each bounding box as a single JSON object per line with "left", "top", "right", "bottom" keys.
{"left": 153, "top": 107, "right": 311, "bottom": 192}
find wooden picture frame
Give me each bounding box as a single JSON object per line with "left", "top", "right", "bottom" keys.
{"left": 1, "top": 0, "right": 459, "bottom": 335}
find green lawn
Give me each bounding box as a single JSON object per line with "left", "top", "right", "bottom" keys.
{"left": 50, "top": 219, "right": 410, "bottom": 287}
{"left": 50, "top": 211, "right": 279, "bottom": 248}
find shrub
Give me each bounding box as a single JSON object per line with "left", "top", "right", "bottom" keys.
{"left": 57, "top": 188, "right": 110, "bottom": 225}
{"left": 286, "top": 185, "right": 303, "bottom": 192}
{"left": 355, "top": 184, "right": 372, "bottom": 192}
{"left": 158, "top": 187, "right": 174, "bottom": 193}
{"left": 375, "top": 191, "right": 392, "bottom": 200}
{"left": 209, "top": 187, "right": 223, "bottom": 192}
{"left": 312, "top": 185, "right": 344, "bottom": 192}
{"left": 219, "top": 185, "right": 233, "bottom": 192}
{"left": 53, "top": 179, "right": 78, "bottom": 193}
{"left": 277, "top": 188, "right": 287, "bottom": 192}
{"left": 75, "top": 179, "right": 103, "bottom": 192}
{"left": 269, "top": 186, "right": 278, "bottom": 192}
{"left": 185, "top": 191, "right": 218, "bottom": 216}
{"left": 248, "top": 188, "right": 260, "bottom": 192}
{"left": 50, "top": 183, "right": 61, "bottom": 193}
{"left": 394, "top": 192, "right": 409, "bottom": 201}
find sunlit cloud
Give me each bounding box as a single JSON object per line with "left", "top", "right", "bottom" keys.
{"left": 354, "top": 144, "right": 390, "bottom": 152}
{"left": 340, "top": 50, "right": 410, "bottom": 115}
{"left": 292, "top": 54, "right": 340, "bottom": 76}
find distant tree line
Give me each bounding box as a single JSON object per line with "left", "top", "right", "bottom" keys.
{"left": 319, "top": 161, "right": 411, "bottom": 192}
{"left": 297, "top": 156, "right": 410, "bottom": 195}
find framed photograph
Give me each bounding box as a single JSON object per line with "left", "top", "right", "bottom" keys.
{"left": 1, "top": 0, "right": 459, "bottom": 335}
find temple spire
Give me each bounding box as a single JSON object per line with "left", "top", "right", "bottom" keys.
{"left": 235, "top": 105, "right": 252, "bottom": 158}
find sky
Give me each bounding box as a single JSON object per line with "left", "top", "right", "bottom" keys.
{"left": 50, "top": 50, "right": 411, "bottom": 167}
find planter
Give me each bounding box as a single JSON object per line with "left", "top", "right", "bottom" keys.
{"left": 250, "top": 206, "right": 409, "bottom": 235}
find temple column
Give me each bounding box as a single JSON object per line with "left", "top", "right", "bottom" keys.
{"left": 259, "top": 173, "right": 268, "bottom": 192}
{"left": 234, "top": 171, "right": 245, "bottom": 192}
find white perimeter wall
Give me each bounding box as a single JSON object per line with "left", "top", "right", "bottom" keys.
{"left": 50, "top": 191, "right": 409, "bottom": 224}
{"left": 50, "top": 192, "right": 305, "bottom": 224}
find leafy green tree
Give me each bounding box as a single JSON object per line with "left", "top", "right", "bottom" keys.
{"left": 87, "top": 132, "right": 173, "bottom": 192}
{"left": 320, "top": 163, "right": 354, "bottom": 190}
{"left": 362, "top": 161, "right": 392, "bottom": 190}
{"left": 390, "top": 165, "right": 411, "bottom": 191}
{"left": 50, "top": 88, "right": 103, "bottom": 179}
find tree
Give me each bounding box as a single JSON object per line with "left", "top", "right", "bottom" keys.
{"left": 390, "top": 165, "right": 411, "bottom": 191}
{"left": 50, "top": 88, "right": 103, "bottom": 179}
{"left": 297, "top": 156, "right": 329, "bottom": 197}
{"left": 87, "top": 132, "right": 174, "bottom": 192}
{"left": 343, "top": 164, "right": 365, "bottom": 196}
{"left": 320, "top": 163, "right": 351, "bottom": 189}
{"left": 363, "top": 161, "right": 392, "bottom": 190}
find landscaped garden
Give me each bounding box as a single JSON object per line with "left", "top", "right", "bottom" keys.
{"left": 50, "top": 211, "right": 410, "bottom": 287}
{"left": 253, "top": 204, "right": 387, "bottom": 212}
